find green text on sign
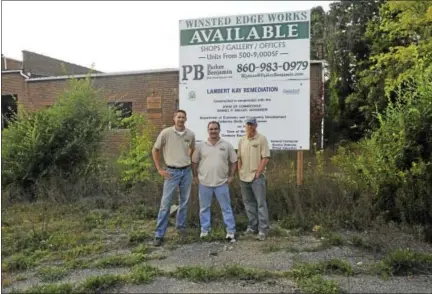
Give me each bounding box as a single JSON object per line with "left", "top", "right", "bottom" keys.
{"left": 180, "top": 22, "right": 309, "bottom": 46}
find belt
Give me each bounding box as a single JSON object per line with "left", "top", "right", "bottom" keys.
{"left": 166, "top": 165, "right": 190, "bottom": 170}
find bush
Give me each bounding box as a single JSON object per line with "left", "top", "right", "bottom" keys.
{"left": 333, "top": 59, "right": 432, "bottom": 225}
{"left": 1, "top": 76, "right": 117, "bottom": 201}
{"left": 117, "top": 113, "right": 161, "bottom": 186}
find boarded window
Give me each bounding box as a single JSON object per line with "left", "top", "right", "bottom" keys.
{"left": 2, "top": 94, "right": 18, "bottom": 129}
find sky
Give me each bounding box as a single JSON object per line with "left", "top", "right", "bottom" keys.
{"left": 2, "top": 1, "right": 334, "bottom": 73}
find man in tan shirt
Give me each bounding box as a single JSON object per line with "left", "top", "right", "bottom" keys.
{"left": 152, "top": 109, "right": 195, "bottom": 246}
{"left": 192, "top": 121, "right": 238, "bottom": 242}
{"left": 238, "top": 117, "right": 271, "bottom": 241}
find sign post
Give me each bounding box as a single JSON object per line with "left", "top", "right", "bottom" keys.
{"left": 179, "top": 11, "right": 311, "bottom": 183}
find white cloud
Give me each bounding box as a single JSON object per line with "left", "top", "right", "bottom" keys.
{"left": 2, "top": 1, "right": 333, "bottom": 72}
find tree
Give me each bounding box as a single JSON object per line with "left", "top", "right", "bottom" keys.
{"left": 324, "top": 0, "right": 384, "bottom": 144}
{"left": 347, "top": 1, "right": 432, "bottom": 134}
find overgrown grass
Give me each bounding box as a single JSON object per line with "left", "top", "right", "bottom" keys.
{"left": 92, "top": 253, "right": 148, "bottom": 268}
{"left": 297, "top": 275, "right": 343, "bottom": 294}
{"left": 373, "top": 249, "right": 432, "bottom": 278}
{"left": 288, "top": 259, "right": 354, "bottom": 280}
{"left": 171, "top": 265, "right": 278, "bottom": 282}
{"left": 18, "top": 264, "right": 161, "bottom": 293}
{"left": 16, "top": 283, "right": 74, "bottom": 294}
{"left": 37, "top": 266, "right": 69, "bottom": 282}
{"left": 350, "top": 235, "right": 382, "bottom": 253}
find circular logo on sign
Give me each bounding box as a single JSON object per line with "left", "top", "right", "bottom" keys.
{"left": 188, "top": 91, "right": 196, "bottom": 100}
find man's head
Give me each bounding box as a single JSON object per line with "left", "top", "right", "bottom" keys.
{"left": 245, "top": 117, "right": 257, "bottom": 137}
{"left": 174, "top": 110, "right": 187, "bottom": 128}
{"left": 207, "top": 121, "right": 220, "bottom": 140}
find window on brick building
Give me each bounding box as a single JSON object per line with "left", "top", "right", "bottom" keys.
{"left": 175, "top": 99, "right": 179, "bottom": 111}
{"left": 1, "top": 94, "right": 18, "bottom": 130}
{"left": 108, "top": 101, "right": 132, "bottom": 129}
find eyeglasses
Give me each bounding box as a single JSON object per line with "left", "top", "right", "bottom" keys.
{"left": 208, "top": 128, "right": 219, "bottom": 131}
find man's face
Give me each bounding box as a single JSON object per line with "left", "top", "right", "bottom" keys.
{"left": 208, "top": 123, "right": 220, "bottom": 139}
{"left": 174, "top": 111, "right": 186, "bottom": 127}
{"left": 245, "top": 123, "right": 257, "bottom": 136}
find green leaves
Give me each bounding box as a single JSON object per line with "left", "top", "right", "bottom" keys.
{"left": 117, "top": 114, "right": 160, "bottom": 185}
{"left": 1, "top": 75, "right": 116, "bottom": 196}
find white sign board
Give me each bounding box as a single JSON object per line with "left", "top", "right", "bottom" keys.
{"left": 179, "top": 10, "right": 311, "bottom": 150}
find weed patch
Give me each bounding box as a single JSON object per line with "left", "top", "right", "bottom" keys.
{"left": 297, "top": 275, "right": 343, "bottom": 294}
{"left": 131, "top": 244, "right": 151, "bottom": 254}
{"left": 373, "top": 249, "right": 432, "bottom": 277}
{"left": 92, "top": 253, "right": 147, "bottom": 268}
{"left": 171, "top": 265, "right": 279, "bottom": 282}
{"left": 350, "top": 235, "right": 382, "bottom": 253}
{"left": 20, "top": 283, "right": 74, "bottom": 294}
{"left": 288, "top": 259, "right": 353, "bottom": 280}
{"left": 128, "top": 264, "right": 161, "bottom": 284}
{"left": 79, "top": 274, "right": 125, "bottom": 293}
{"left": 2, "top": 252, "right": 41, "bottom": 272}
{"left": 128, "top": 229, "right": 151, "bottom": 245}
{"left": 37, "top": 266, "right": 69, "bottom": 282}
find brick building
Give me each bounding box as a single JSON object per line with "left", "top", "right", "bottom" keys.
{"left": 1, "top": 50, "right": 324, "bottom": 154}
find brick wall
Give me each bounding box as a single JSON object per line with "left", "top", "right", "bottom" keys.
{"left": 1, "top": 72, "right": 28, "bottom": 108}
{"left": 2, "top": 64, "right": 323, "bottom": 155}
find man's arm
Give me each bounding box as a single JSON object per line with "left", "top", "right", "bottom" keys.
{"left": 189, "top": 134, "right": 196, "bottom": 159}
{"left": 152, "top": 130, "right": 164, "bottom": 171}
{"left": 191, "top": 145, "right": 200, "bottom": 184}
{"left": 237, "top": 140, "right": 242, "bottom": 171}
{"left": 152, "top": 147, "right": 162, "bottom": 171}
{"left": 153, "top": 130, "right": 170, "bottom": 179}
{"left": 255, "top": 136, "right": 271, "bottom": 178}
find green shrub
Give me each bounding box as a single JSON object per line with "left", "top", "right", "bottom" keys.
{"left": 117, "top": 113, "right": 161, "bottom": 186}
{"left": 1, "top": 75, "right": 117, "bottom": 201}
{"left": 333, "top": 59, "right": 432, "bottom": 225}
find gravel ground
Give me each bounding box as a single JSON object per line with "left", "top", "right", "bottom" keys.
{"left": 2, "top": 230, "right": 432, "bottom": 293}
{"left": 119, "top": 277, "right": 298, "bottom": 293}
{"left": 332, "top": 274, "right": 432, "bottom": 293}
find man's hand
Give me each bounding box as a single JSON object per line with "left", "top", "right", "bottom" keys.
{"left": 228, "top": 176, "right": 234, "bottom": 185}
{"left": 158, "top": 168, "right": 171, "bottom": 180}
{"left": 193, "top": 176, "right": 199, "bottom": 185}
{"left": 254, "top": 171, "right": 261, "bottom": 179}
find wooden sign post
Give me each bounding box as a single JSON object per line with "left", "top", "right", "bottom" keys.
{"left": 297, "top": 150, "right": 304, "bottom": 185}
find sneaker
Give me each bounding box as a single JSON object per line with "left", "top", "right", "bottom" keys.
{"left": 153, "top": 237, "right": 163, "bottom": 247}
{"left": 256, "top": 232, "right": 267, "bottom": 241}
{"left": 244, "top": 228, "right": 258, "bottom": 235}
{"left": 200, "top": 231, "right": 209, "bottom": 238}
{"left": 226, "top": 232, "right": 236, "bottom": 243}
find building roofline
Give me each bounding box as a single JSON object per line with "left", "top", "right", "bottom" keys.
{"left": 25, "top": 68, "right": 180, "bottom": 82}
{"left": 1, "top": 70, "right": 29, "bottom": 79}
{"left": 22, "top": 50, "right": 103, "bottom": 74}
{"left": 3, "top": 56, "right": 23, "bottom": 63}
{"left": 25, "top": 61, "right": 325, "bottom": 82}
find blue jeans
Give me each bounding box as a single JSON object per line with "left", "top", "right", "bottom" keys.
{"left": 154, "top": 167, "right": 192, "bottom": 238}
{"left": 199, "top": 183, "right": 236, "bottom": 234}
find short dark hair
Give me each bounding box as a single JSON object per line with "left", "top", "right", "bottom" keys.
{"left": 175, "top": 109, "right": 187, "bottom": 117}
{"left": 207, "top": 121, "right": 220, "bottom": 129}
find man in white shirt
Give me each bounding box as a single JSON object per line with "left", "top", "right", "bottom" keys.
{"left": 192, "top": 121, "right": 238, "bottom": 242}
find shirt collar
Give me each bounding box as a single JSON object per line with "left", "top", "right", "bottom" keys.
{"left": 246, "top": 132, "right": 258, "bottom": 140}
{"left": 172, "top": 126, "right": 187, "bottom": 135}
{"left": 205, "top": 138, "right": 223, "bottom": 145}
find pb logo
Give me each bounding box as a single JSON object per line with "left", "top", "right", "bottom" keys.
{"left": 181, "top": 64, "right": 204, "bottom": 81}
